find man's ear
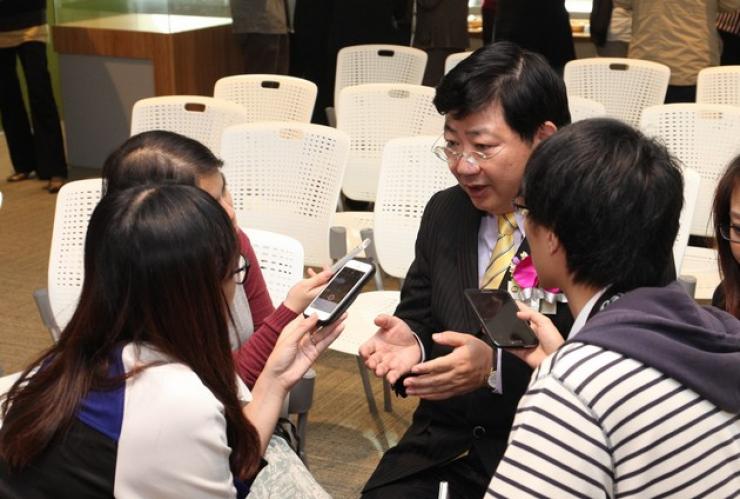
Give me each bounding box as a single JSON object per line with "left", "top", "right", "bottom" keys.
{"left": 533, "top": 121, "right": 558, "bottom": 145}
{"left": 546, "top": 229, "right": 561, "bottom": 256}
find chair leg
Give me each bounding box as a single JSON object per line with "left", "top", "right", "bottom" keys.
{"left": 296, "top": 411, "right": 309, "bottom": 467}
{"left": 382, "top": 378, "right": 392, "bottom": 412}
{"left": 356, "top": 355, "right": 379, "bottom": 415}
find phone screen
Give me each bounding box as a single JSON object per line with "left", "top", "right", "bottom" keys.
{"left": 310, "top": 265, "right": 367, "bottom": 314}
{"left": 464, "top": 289, "right": 538, "bottom": 348}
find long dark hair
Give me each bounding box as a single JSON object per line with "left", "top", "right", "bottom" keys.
{"left": 0, "top": 185, "right": 261, "bottom": 479}
{"left": 713, "top": 155, "right": 740, "bottom": 318}
{"left": 102, "top": 130, "right": 223, "bottom": 195}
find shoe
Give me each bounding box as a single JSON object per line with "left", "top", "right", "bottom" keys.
{"left": 6, "top": 172, "right": 32, "bottom": 182}
{"left": 47, "top": 177, "right": 65, "bottom": 194}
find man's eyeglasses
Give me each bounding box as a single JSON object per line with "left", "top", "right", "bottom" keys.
{"left": 719, "top": 223, "right": 740, "bottom": 243}
{"left": 431, "top": 136, "right": 498, "bottom": 167}
{"left": 233, "top": 255, "right": 250, "bottom": 285}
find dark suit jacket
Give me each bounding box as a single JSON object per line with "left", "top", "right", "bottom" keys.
{"left": 494, "top": 0, "right": 576, "bottom": 71}
{"left": 363, "top": 185, "right": 574, "bottom": 491}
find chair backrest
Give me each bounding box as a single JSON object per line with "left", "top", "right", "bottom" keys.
{"left": 444, "top": 51, "right": 472, "bottom": 74}
{"left": 568, "top": 96, "right": 607, "bottom": 122}
{"left": 130, "top": 95, "right": 249, "bottom": 154}
{"left": 564, "top": 58, "right": 670, "bottom": 127}
{"left": 334, "top": 44, "right": 427, "bottom": 106}
{"left": 374, "top": 136, "right": 457, "bottom": 278}
{"left": 244, "top": 228, "right": 304, "bottom": 308}
{"left": 336, "top": 83, "right": 444, "bottom": 202}
{"left": 221, "top": 122, "right": 350, "bottom": 267}
{"left": 640, "top": 103, "right": 740, "bottom": 237}
{"left": 673, "top": 167, "right": 701, "bottom": 273}
{"left": 48, "top": 179, "right": 103, "bottom": 333}
{"left": 214, "top": 74, "right": 318, "bottom": 123}
{"left": 697, "top": 65, "right": 740, "bottom": 107}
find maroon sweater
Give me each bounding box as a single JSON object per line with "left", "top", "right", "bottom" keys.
{"left": 233, "top": 229, "right": 298, "bottom": 388}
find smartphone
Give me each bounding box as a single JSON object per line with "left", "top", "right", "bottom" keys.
{"left": 464, "top": 289, "right": 538, "bottom": 348}
{"left": 304, "top": 259, "right": 375, "bottom": 324}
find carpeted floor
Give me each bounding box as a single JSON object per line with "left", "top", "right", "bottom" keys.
{"left": 0, "top": 158, "right": 417, "bottom": 498}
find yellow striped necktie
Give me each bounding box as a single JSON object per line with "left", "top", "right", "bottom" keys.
{"left": 481, "top": 213, "right": 518, "bottom": 289}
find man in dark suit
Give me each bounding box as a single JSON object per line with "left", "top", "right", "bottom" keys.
{"left": 359, "top": 42, "right": 574, "bottom": 498}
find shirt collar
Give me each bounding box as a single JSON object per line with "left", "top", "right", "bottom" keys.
{"left": 568, "top": 286, "right": 610, "bottom": 339}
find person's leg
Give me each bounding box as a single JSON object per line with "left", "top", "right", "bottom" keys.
{"left": 664, "top": 84, "right": 697, "bottom": 103}
{"left": 422, "top": 48, "right": 455, "bottom": 87}
{"left": 241, "top": 33, "right": 283, "bottom": 74}
{"left": 0, "top": 46, "right": 37, "bottom": 179}
{"left": 249, "top": 435, "right": 330, "bottom": 499}
{"left": 276, "top": 33, "right": 290, "bottom": 75}
{"left": 16, "top": 41, "right": 67, "bottom": 185}
{"left": 720, "top": 31, "right": 740, "bottom": 66}
{"left": 596, "top": 41, "right": 628, "bottom": 58}
{"left": 482, "top": 8, "right": 495, "bottom": 45}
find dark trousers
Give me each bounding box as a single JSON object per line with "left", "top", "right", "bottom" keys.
{"left": 239, "top": 33, "right": 290, "bottom": 75}
{"left": 665, "top": 84, "right": 697, "bottom": 104}
{"left": 361, "top": 454, "right": 490, "bottom": 499}
{"left": 0, "top": 41, "right": 67, "bottom": 179}
{"left": 720, "top": 30, "right": 740, "bottom": 65}
{"left": 421, "top": 47, "right": 462, "bottom": 87}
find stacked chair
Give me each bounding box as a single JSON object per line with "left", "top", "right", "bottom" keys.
{"left": 641, "top": 103, "right": 740, "bottom": 299}
{"left": 564, "top": 58, "right": 670, "bottom": 127}
{"left": 697, "top": 66, "right": 740, "bottom": 107}
{"left": 328, "top": 136, "right": 457, "bottom": 414}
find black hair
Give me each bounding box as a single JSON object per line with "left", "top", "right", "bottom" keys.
{"left": 434, "top": 41, "right": 571, "bottom": 142}
{"left": 102, "top": 130, "right": 223, "bottom": 195}
{"left": 712, "top": 155, "right": 740, "bottom": 317}
{"left": 1, "top": 185, "right": 261, "bottom": 479}
{"left": 522, "top": 118, "right": 684, "bottom": 291}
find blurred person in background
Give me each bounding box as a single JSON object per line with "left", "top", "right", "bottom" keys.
{"left": 712, "top": 155, "right": 740, "bottom": 319}
{"left": 617, "top": 0, "right": 740, "bottom": 103}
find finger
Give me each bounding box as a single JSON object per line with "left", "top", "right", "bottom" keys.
{"left": 430, "top": 331, "right": 469, "bottom": 348}
{"left": 374, "top": 314, "right": 394, "bottom": 329}
{"left": 307, "top": 267, "right": 318, "bottom": 277}
{"left": 358, "top": 339, "right": 376, "bottom": 359}
{"left": 410, "top": 354, "right": 453, "bottom": 375}
{"left": 309, "top": 316, "right": 346, "bottom": 351}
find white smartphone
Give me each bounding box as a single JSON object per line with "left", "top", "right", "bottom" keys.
{"left": 304, "top": 259, "right": 375, "bottom": 324}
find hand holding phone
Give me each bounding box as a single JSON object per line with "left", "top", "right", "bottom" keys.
{"left": 304, "top": 259, "right": 375, "bottom": 325}
{"left": 464, "top": 289, "right": 538, "bottom": 348}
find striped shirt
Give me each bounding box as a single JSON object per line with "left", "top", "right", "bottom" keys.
{"left": 487, "top": 342, "right": 740, "bottom": 498}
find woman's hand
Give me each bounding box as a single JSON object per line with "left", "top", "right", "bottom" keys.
{"left": 283, "top": 268, "right": 333, "bottom": 313}
{"left": 262, "top": 313, "right": 346, "bottom": 393}
{"left": 507, "top": 302, "right": 564, "bottom": 369}
{"left": 246, "top": 313, "right": 346, "bottom": 454}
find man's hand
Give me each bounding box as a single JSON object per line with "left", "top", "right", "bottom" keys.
{"left": 359, "top": 314, "right": 421, "bottom": 384}
{"left": 403, "top": 332, "right": 493, "bottom": 401}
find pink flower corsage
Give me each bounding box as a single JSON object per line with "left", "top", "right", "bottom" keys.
{"left": 508, "top": 253, "right": 567, "bottom": 314}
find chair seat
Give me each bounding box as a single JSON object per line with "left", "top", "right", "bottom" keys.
{"left": 329, "top": 291, "right": 400, "bottom": 356}
{"left": 679, "top": 246, "right": 721, "bottom": 301}
{"left": 331, "top": 211, "right": 375, "bottom": 258}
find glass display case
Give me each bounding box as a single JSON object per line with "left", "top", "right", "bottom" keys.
{"left": 53, "top": 0, "right": 231, "bottom": 33}
{"left": 51, "top": 0, "right": 243, "bottom": 170}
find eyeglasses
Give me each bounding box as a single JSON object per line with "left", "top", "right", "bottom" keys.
{"left": 512, "top": 201, "right": 529, "bottom": 219}
{"left": 431, "top": 136, "right": 498, "bottom": 167}
{"left": 719, "top": 223, "right": 740, "bottom": 243}
{"left": 233, "top": 255, "right": 250, "bottom": 285}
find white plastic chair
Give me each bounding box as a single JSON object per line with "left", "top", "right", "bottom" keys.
{"left": 130, "top": 95, "right": 249, "bottom": 154}
{"left": 330, "top": 136, "right": 457, "bottom": 413}
{"left": 640, "top": 103, "right": 740, "bottom": 237}
{"left": 220, "top": 122, "right": 350, "bottom": 267}
{"left": 444, "top": 51, "right": 472, "bottom": 74}
{"left": 564, "top": 58, "right": 670, "bottom": 127}
{"left": 336, "top": 83, "right": 443, "bottom": 202}
{"left": 36, "top": 179, "right": 103, "bottom": 341}
{"left": 568, "top": 96, "right": 607, "bottom": 122}
{"left": 244, "top": 228, "right": 305, "bottom": 308}
{"left": 214, "top": 74, "right": 317, "bottom": 123}
{"left": 334, "top": 44, "right": 428, "bottom": 107}
{"left": 673, "top": 168, "right": 701, "bottom": 273}
{"left": 679, "top": 246, "right": 721, "bottom": 301}
{"left": 697, "top": 66, "right": 740, "bottom": 107}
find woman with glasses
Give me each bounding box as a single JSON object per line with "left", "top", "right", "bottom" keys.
{"left": 102, "top": 131, "right": 332, "bottom": 389}
{"left": 712, "top": 155, "right": 740, "bottom": 318}
{"left": 0, "top": 185, "right": 345, "bottom": 497}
